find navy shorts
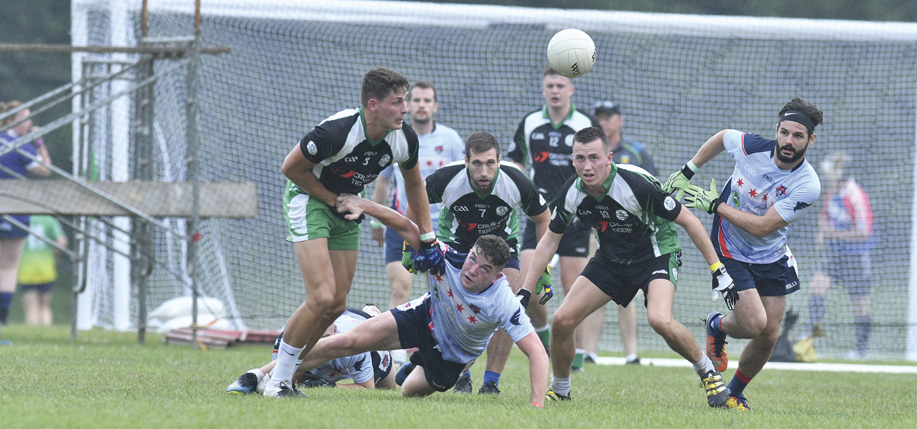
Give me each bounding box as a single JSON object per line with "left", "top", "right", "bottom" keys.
{"left": 0, "top": 215, "right": 30, "bottom": 239}
{"left": 390, "top": 294, "right": 473, "bottom": 392}
{"left": 19, "top": 282, "right": 53, "bottom": 293}
{"left": 722, "top": 255, "right": 800, "bottom": 297}
{"left": 818, "top": 251, "right": 872, "bottom": 297}
{"left": 521, "top": 217, "right": 590, "bottom": 257}
{"left": 580, "top": 252, "right": 681, "bottom": 307}
{"left": 383, "top": 227, "right": 415, "bottom": 264}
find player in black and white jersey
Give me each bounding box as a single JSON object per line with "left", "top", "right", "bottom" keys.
{"left": 422, "top": 131, "right": 551, "bottom": 394}
{"left": 268, "top": 67, "right": 444, "bottom": 398}
{"left": 519, "top": 127, "right": 734, "bottom": 407}
{"left": 506, "top": 66, "right": 601, "bottom": 369}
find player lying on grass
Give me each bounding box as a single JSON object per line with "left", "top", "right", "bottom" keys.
{"left": 287, "top": 194, "right": 549, "bottom": 406}
{"left": 226, "top": 306, "right": 396, "bottom": 393}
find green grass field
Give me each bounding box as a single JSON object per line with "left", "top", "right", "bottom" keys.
{"left": 1, "top": 325, "right": 916, "bottom": 429}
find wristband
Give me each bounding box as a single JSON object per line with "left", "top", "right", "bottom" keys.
{"left": 516, "top": 288, "right": 532, "bottom": 309}
{"left": 709, "top": 261, "right": 723, "bottom": 272}
{"left": 420, "top": 232, "right": 435, "bottom": 242}
{"left": 370, "top": 220, "right": 382, "bottom": 229}
{"left": 681, "top": 161, "right": 698, "bottom": 180}
{"left": 33, "top": 138, "right": 44, "bottom": 148}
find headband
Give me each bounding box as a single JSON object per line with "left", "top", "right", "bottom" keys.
{"left": 779, "top": 110, "right": 816, "bottom": 134}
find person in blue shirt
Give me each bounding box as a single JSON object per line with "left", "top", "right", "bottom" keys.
{"left": 664, "top": 97, "right": 824, "bottom": 411}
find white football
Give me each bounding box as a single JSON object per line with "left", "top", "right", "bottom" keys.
{"left": 546, "top": 29, "right": 596, "bottom": 79}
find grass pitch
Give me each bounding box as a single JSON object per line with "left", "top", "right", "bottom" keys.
{"left": 1, "top": 325, "right": 915, "bottom": 428}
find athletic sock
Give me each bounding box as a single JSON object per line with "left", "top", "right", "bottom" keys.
{"left": 727, "top": 369, "right": 752, "bottom": 397}
{"left": 855, "top": 315, "right": 871, "bottom": 355}
{"left": 550, "top": 376, "right": 571, "bottom": 396}
{"left": 249, "top": 368, "right": 265, "bottom": 383}
{"left": 482, "top": 370, "right": 500, "bottom": 387}
{"left": 535, "top": 324, "right": 551, "bottom": 350}
{"left": 0, "top": 292, "right": 13, "bottom": 325}
{"left": 272, "top": 340, "right": 304, "bottom": 385}
{"left": 572, "top": 349, "right": 585, "bottom": 369}
{"left": 693, "top": 355, "right": 716, "bottom": 377}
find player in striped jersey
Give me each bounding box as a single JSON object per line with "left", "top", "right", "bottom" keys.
{"left": 422, "top": 131, "right": 550, "bottom": 394}
{"left": 665, "top": 97, "right": 824, "bottom": 411}
{"left": 267, "top": 67, "right": 441, "bottom": 398}
{"left": 519, "top": 127, "right": 733, "bottom": 407}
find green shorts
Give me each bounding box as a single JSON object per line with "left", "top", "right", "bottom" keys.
{"left": 283, "top": 181, "right": 361, "bottom": 251}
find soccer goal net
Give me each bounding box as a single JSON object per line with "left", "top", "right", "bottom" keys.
{"left": 71, "top": 0, "right": 917, "bottom": 360}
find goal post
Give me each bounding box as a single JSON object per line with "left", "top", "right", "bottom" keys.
{"left": 70, "top": 0, "right": 917, "bottom": 360}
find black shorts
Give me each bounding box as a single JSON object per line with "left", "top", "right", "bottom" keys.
{"left": 722, "top": 255, "right": 800, "bottom": 297}
{"left": 818, "top": 251, "right": 872, "bottom": 297}
{"left": 390, "top": 294, "right": 474, "bottom": 392}
{"left": 521, "top": 217, "right": 590, "bottom": 257}
{"left": 18, "top": 282, "right": 53, "bottom": 293}
{"left": 580, "top": 253, "right": 681, "bottom": 307}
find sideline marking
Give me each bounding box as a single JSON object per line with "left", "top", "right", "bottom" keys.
{"left": 594, "top": 357, "right": 917, "bottom": 374}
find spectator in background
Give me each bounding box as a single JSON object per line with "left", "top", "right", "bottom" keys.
{"left": 17, "top": 215, "right": 67, "bottom": 326}
{"left": 582, "top": 99, "right": 660, "bottom": 365}
{"left": 809, "top": 152, "right": 874, "bottom": 359}
{"left": 1, "top": 102, "right": 53, "bottom": 325}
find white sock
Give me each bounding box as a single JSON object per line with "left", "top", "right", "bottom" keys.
{"left": 550, "top": 376, "right": 571, "bottom": 396}
{"left": 692, "top": 355, "right": 715, "bottom": 376}
{"left": 248, "top": 368, "right": 265, "bottom": 383}
{"left": 271, "top": 340, "right": 304, "bottom": 385}
{"left": 625, "top": 354, "right": 638, "bottom": 362}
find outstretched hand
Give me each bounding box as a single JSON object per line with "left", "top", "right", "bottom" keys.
{"left": 684, "top": 179, "right": 721, "bottom": 214}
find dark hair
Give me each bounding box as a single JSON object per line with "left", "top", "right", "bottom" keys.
{"left": 472, "top": 235, "right": 510, "bottom": 269}
{"left": 465, "top": 132, "right": 500, "bottom": 158}
{"left": 543, "top": 66, "right": 563, "bottom": 78}
{"left": 573, "top": 126, "right": 610, "bottom": 153}
{"left": 778, "top": 98, "right": 823, "bottom": 137}
{"left": 409, "top": 80, "right": 437, "bottom": 102}
{"left": 361, "top": 67, "right": 409, "bottom": 107}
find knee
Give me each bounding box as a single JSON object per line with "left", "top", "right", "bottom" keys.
{"left": 647, "top": 313, "right": 674, "bottom": 337}
{"left": 551, "top": 311, "right": 578, "bottom": 336}
{"left": 736, "top": 314, "right": 768, "bottom": 338}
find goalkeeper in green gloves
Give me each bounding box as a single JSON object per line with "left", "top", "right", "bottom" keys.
{"left": 662, "top": 98, "right": 823, "bottom": 411}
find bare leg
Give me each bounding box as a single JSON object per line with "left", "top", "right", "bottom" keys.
{"left": 618, "top": 298, "right": 639, "bottom": 358}
{"left": 483, "top": 268, "right": 521, "bottom": 376}
{"left": 644, "top": 279, "right": 702, "bottom": 362}
{"left": 734, "top": 296, "right": 786, "bottom": 379}
{"left": 559, "top": 256, "right": 588, "bottom": 368}
{"left": 22, "top": 290, "right": 40, "bottom": 326}
{"left": 550, "top": 276, "right": 611, "bottom": 379}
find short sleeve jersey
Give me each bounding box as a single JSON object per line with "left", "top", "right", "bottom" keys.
{"left": 823, "top": 178, "right": 874, "bottom": 255}
{"left": 378, "top": 123, "right": 464, "bottom": 223}
{"left": 550, "top": 164, "right": 682, "bottom": 265}
{"left": 425, "top": 161, "right": 547, "bottom": 253}
{"left": 712, "top": 130, "right": 820, "bottom": 264}
{"left": 17, "top": 215, "right": 65, "bottom": 284}
{"left": 427, "top": 247, "right": 534, "bottom": 364}
{"left": 292, "top": 108, "right": 419, "bottom": 197}
{"left": 310, "top": 311, "right": 376, "bottom": 385}
{"left": 613, "top": 138, "right": 657, "bottom": 177}
{"left": 506, "top": 105, "right": 600, "bottom": 205}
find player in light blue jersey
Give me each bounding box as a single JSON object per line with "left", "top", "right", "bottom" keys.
{"left": 664, "top": 97, "right": 824, "bottom": 411}
{"left": 371, "top": 81, "right": 465, "bottom": 315}
{"left": 297, "top": 194, "right": 549, "bottom": 407}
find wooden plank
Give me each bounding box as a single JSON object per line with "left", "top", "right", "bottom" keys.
{"left": 0, "top": 181, "right": 258, "bottom": 218}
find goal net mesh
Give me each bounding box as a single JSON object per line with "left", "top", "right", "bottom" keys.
{"left": 71, "top": 0, "right": 917, "bottom": 360}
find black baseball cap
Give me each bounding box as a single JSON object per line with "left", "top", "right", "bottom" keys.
{"left": 593, "top": 99, "right": 621, "bottom": 116}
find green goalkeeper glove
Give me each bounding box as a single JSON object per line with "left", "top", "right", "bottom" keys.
{"left": 662, "top": 162, "right": 698, "bottom": 200}
{"left": 535, "top": 266, "right": 553, "bottom": 305}
{"left": 684, "top": 179, "right": 722, "bottom": 214}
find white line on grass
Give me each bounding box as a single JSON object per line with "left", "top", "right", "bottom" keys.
{"left": 594, "top": 357, "right": 917, "bottom": 374}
